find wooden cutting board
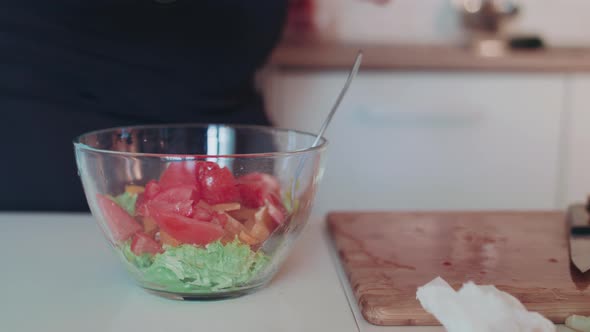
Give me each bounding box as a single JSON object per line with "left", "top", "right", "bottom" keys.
{"left": 327, "top": 211, "right": 590, "bottom": 326}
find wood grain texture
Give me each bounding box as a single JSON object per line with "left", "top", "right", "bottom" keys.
{"left": 327, "top": 211, "right": 590, "bottom": 326}
{"left": 270, "top": 41, "right": 590, "bottom": 72}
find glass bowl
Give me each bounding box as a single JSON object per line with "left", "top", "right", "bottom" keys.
{"left": 74, "top": 124, "right": 327, "bottom": 300}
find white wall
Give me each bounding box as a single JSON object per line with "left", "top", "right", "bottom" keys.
{"left": 312, "top": 0, "right": 590, "bottom": 47}
{"left": 513, "top": 0, "right": 590, "bottom": 47}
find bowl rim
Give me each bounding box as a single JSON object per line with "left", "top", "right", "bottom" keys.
{"left": 73, "top": 123, "right": 328, "bottom": 159}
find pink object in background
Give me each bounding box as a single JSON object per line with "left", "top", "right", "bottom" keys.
{"left": 285, "top": 0, "right": 315, "bottom": 38}
{"left": 283, "top": 0, "right": 395, "bottom": 42}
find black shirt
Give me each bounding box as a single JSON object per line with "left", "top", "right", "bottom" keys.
{"left": 0, "top": 0, "right": 288, "bottom": 211}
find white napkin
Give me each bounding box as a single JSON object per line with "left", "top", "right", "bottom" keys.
{"left": 565, "top": 315, "right": 590, "bottom": 332}
{"left": 416, "top": 276, "right": 556, "bottom": 332}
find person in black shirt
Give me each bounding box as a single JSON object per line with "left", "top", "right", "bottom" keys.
{"left": 0, "top": 0, "right": 289, "bottom": 211}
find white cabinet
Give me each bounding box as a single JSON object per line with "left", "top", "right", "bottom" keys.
{"left": 264, "top": 71, "right": 566, "bottom": 215}
{"left": 564, "top": 75, "right": 590, "bottom": 205}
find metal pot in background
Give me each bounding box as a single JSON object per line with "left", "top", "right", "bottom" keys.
{"left": 452, "top": 0, "right": 520, "bottom": 56}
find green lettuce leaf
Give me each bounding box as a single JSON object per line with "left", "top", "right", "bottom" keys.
{"left": 110, "top": 192, "right": 138, "bottom": 216}
{"left": 122, "top": 241, "right": 154, "bottom": 269}
{"left": 122, "top": 240, "right": 270, "bottom": 292}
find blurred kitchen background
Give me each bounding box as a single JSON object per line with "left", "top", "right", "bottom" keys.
{"left": 259, "top": 0, "right": 590, "bottom": 215}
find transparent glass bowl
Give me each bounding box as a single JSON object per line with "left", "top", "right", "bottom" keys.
{"left": 74, "top": 124, "right": 327, "bottom": 299}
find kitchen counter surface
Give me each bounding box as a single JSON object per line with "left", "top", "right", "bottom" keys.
{"left": 0, "top": 213, "right": 572, "bottom": 331}
{"left": 0, "top": 213, "right": 356, "bottom": 332}
{"left": 269, "top": 40, "right": 590, "bottom": 72}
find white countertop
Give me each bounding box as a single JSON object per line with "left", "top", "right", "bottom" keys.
{"left": 0, "top": 213, "right": 572, "bottom": 332}
{"left": 0, "top": 213, "right": 356, "bottom": 332}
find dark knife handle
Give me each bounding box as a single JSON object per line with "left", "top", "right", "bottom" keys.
{"left": 572, "top": 227, "right": 590, "bottom": 236}
{"left": 568, "top": 204, "right": 590, "bottom": 235}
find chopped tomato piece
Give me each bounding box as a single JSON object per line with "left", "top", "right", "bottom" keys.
{"left": 135, "top": 197, "right": 147, "bottom": 217}
{"left": 144, "top": 180, "right": 161, "bottom": 199}
{"left": 267, "top": 205, "right": 286, "bottom": 225}
{"left": 193, "top": 203, "right": 214, "bottom": 222}
{"left": 215, "top": 212, "right": 228, "bottom": 225}
{"left": 237, "top": 182, "right": 266, "bottom": 208}
{"left": 223, "top": 213, "right": 246, "bottom": 235}
{"left": 159, "top": 162, "right": 197, "bottom": 189}
{"left": 254, "top": 206, "right": 276, "bottom": 229}
{"left": 266, "top": 193, "right": 288, "bottom": 225}
{"left": 96, "top": 194, "right": 142, "bottom": 243}
{"left": 228, "top": 207, "right": 257, "bottom": 222}
{"left": 148, "top": 200, "right": 194, "bottom": 218}
{"left": 151, "top": 211, "right": 224, "bottom": 246}
{"left": 195, "top": 200, "right": 212, "bottom": 209}
{"left": 152, "top": 185, "right": 199, "bottom": 204}
{"left": 138, "top": 185, "right": 197, "bottom": 218}
{"left": 142, "top": 217, "right": 159, "bottom": 236}
{"left": 143, "top": 186, "right": 198, "bottom": 218}
{"left": 238, "top": 172, "right": 280, "bottom": 193}
{"left": 197, "top": 162, "right": 239, "bottom": 204}
{"left": 210, "top": 212, "right": 228, "bottom": 228}
{"left": 195, "top": 161, "right": 220, "bottom": 178}
{"left": 160, "top": 231, "right": 181, "bottom": 247}
{"left": 237, "top": 172, "right": 281, "bottom": 208}
{"left": 131, "top": 232, "right": 162, "bottom": 255}
{"left": 136, "top": 180, "right": 161, "bottom": 217}
{"left": 194, "top": 208, "right": 213, "bottom": 222}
